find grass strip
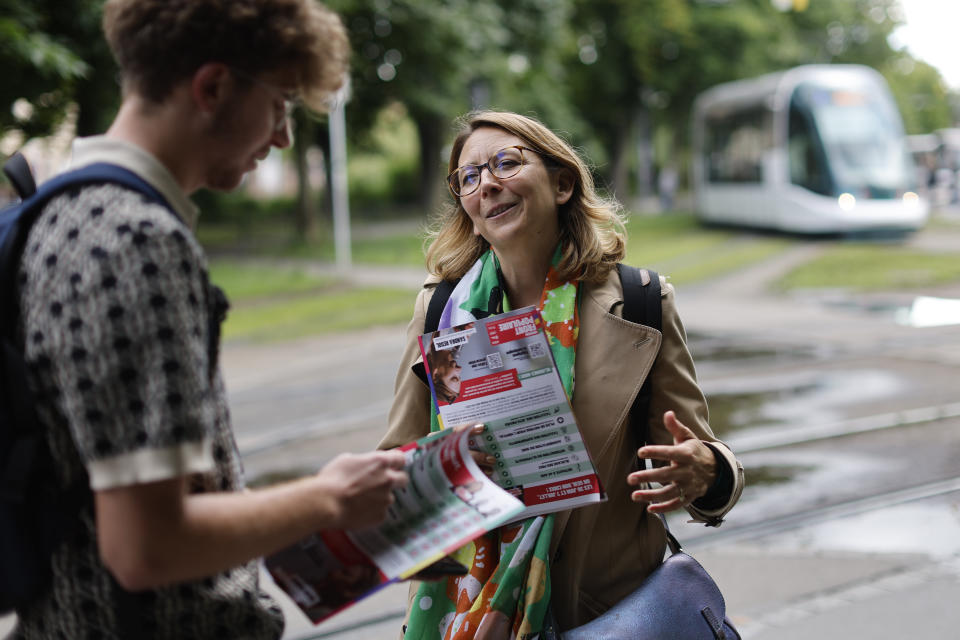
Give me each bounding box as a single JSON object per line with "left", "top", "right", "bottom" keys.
{"left": 623, "top": 213, "right": 789, "bottom": 285}
{"left": 207, "top": 213, "right": 960, "bottom": 342}
{"left": 209, "top": 260, "right": 416, "bottom": 342}
{"left": 209, "top": 260, "right": 333, "bottom": 301}
{"left": 776, "top": 245, "right": 960, "bottom": 291}
{"left": 221, "top": 286, "right": 417, "bottom": 342}
{"left": 198, "top": 222, "right": 428, "bottom": 267}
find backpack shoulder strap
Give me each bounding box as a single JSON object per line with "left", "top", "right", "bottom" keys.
{"left": 2, "top": 152, "right": 37, "bottom": 199}
{"left": 424, "top": 278, "right": 459, "bottom": 334}
{"left": 415, "top": 279, "right": 459, "bottom": 386}
{"left": 28, "top": 162, "right": 172, "bottom": 215}
{"left": 617, "top": 264, "right": 661, "bottom": 332}
{"left": 616, "top": 264, "right": 662, "bottom": 449}
{"left": 1, "top": 162, "right": 172, "bottom": 337}
{"left": 1, "top": 161, "right": 177, "bottom": 492}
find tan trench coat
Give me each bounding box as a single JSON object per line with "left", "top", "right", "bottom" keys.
{"left": 379, "top": 269, "right": 745, "bottom": 632}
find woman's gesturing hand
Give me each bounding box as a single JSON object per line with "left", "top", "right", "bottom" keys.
{"left": 626, "top": 410, "right": 718, "bottom": 513}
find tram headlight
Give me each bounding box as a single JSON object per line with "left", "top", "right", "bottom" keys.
{"left": 902, "top": 191, "right": 920, "bottom": 210}
{"left": 838, "top": 192, "right": 856, "bottom": 212}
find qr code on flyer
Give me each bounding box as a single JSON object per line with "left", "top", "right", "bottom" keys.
{"left": 486, "top": 352, "right": 504, "bottom": 369}
{"left": 528, "top": 342, "right": 546, "bottom": 358}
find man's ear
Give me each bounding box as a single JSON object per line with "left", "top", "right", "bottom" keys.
{"left": 555, "top": 168, "right": 575, "bottom": 206}
{"left": 191, "top": 63, "right": 232, "bottom": 115}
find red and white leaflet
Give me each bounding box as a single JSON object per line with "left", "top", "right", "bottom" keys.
{"left": 419, "top": 307, "right": 605, "bottom": 520}
{"left": 264, "top": 428, "right": 524, "bottom": 624}
{"left": 350, "top": 428, "right": 523, "bottom": 578}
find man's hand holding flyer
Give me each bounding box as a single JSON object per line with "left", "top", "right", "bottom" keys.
{"left": 264, "top": 427, "right": 524, "bottom": 623}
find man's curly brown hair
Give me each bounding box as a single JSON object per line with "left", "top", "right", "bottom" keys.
{"left": 103, "top": 0, "right": 349, "bottom": 112}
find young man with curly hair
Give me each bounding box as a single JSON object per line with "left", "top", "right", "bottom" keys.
{"left": 10, "top": 2, "right": 407, "bottom": 638}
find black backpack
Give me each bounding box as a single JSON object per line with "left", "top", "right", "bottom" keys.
{"left": 422, "top": 263, "right": 662, "bottom": 441}
{"left": 0, "top": 152, "right": 173, "bottom": 613}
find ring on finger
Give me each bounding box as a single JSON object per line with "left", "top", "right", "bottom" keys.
{"left": 677, "top": 483, "right": 685, "bottom": 503}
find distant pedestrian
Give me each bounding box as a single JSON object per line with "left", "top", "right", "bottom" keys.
{"left": 11, "top": 1, "right": 407, "bottom": 638}
{"left": 658, "top": 163, "right": 678, "bottom": 212}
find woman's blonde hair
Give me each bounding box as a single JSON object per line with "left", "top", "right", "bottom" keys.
{"left": 425, "top": 111, "right": 627, "bottom": 283}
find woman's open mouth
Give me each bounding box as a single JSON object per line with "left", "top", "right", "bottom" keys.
{"left": 486, "top": 202, "right": 517, "bottom": 219}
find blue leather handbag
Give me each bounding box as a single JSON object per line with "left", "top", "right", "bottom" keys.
{"left": 542, "top": 516, "right": 741, "bottom": 640}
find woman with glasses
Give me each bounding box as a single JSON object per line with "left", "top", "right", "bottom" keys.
{"left": 380, "top": 111, "right": 745, "bottom": 639}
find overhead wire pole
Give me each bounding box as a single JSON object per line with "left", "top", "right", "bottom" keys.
{"left": 328, "top": 76, "right": 352, "bottom": 272}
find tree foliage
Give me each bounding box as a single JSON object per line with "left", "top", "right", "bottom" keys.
{"left": 883, "top": 56, "right": 954, "bottom": 134}
{"left": 0, "top": 0, "right": 117, "bottom": 144}
{"left": 559, "top": 0, "right": 692, "bottom": 196}
{"left": 325, "top": 0, "right": 576, "bottom": 211}
{"left": 1, "top": 0, "right": 955, "bottom": 213}
{"left": 559, "top": 0, "right": 949, "bottom": 195}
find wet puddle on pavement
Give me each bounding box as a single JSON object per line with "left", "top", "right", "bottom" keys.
{"left": 686, "top": 331, "right": 960, "bottom": 556}
{"left": 701, "top": 368, "right": 901, "bottom": 439}
{"left": 688, "top": 333, "right": 821, "bottom": 366}
{"left": 820, "top": 295, "right": 960, "bottom": 327}
{"left": 736, "top": 463, "right": 814, "bottom": 488}
{"left": 761, "top": 498, "right": 960, "bottom": 558}
{"left": 895, "top": 296, "right": 960, "bottom": 327}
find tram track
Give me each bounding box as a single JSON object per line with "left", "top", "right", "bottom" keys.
{"left": 683, "top": 474, "right": 960, "bottom": 550}
{"left": 725, "top": 400, "right": 960, "bottom": 454}
{"left": 281, "top": 474, "right": 960, "bottom": 640}
{"left": 681, "top": 400, "right": 960, "bottom": 549}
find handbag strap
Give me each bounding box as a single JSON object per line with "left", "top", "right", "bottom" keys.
{"left": 656, "top": 512, "right": 683, "bottom": 556}
{"left": 640, "top": 440, "right": 683, "bottom": 556}
{"left": 618, "top": 267, "right": 684, "bottom": 557}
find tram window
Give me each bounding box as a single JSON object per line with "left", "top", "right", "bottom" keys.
{"left": 788, "top": 101, "right": 832, "bottom": 196}
{"left": 705, "top": 108, "right": 768, "bottom": 183}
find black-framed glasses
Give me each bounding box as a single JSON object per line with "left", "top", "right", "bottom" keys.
{"left": 447, "top": 146, "right": 538, "bottom": 197}
{"left": 229, "top": 67, "right": 301, "bottom": 132}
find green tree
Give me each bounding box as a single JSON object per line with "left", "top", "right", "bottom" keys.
{"left": 326, "top": 0, "right": 487, "bottom": 212}
{"left": 563, "top": 0, "right": 947, "bottom": 201}
{"left": 327, "top": 0, "right": 576, "bottom": 214}
{"left": 883, "top": 56, "right": 954, "bottom": 134}
{"left": 663, "top": 0, "right": 911, "bottom": 159}
{"left": 0, "top": 0, "right": 89, "bottom": 142}
{"left": 564, "top": 0, "right": 692, "bottom": 199}
{"left": 475, "top": 0, "right": 583, "bottom": 145}
{"left": 0, "top": 0, "right": 117, "bottom": 145}
{"left": 292, "top": 109, "right": 321, "bottom": 241}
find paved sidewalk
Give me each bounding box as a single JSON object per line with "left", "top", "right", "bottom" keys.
{"left": 694, "top": 491, "right": 960, "bottom": 639}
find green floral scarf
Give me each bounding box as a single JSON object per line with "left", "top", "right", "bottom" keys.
{"left": 406, "top": 247, "right": 579, "bottom": 639}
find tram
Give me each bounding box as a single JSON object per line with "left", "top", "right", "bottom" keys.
{"left": 691, "top": 65, "right": 928, "bottom": 233}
